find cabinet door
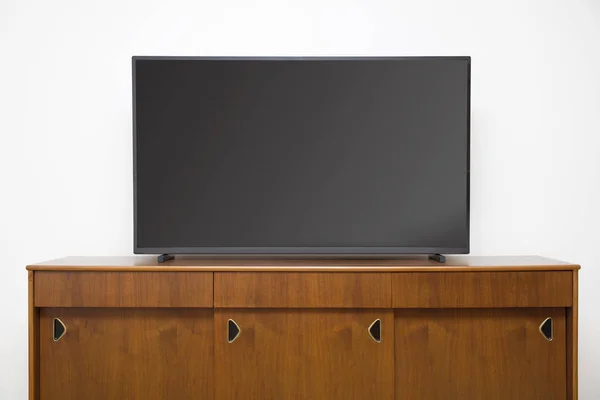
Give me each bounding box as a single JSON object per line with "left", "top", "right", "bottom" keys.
{"left": 39, "top": 308, "right": 213, "bottom": 400}
{"left": 395, "top": 308, "right": 566, "bottom": 400}
{"left": 215, "top": 309, "right": 394, "bottom": 399}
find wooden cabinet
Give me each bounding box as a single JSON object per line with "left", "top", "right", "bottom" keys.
{"left": 27, "top": 256, "right": 580, "bottom": 400}
{"left": 395, "top": 308, "right": 566, "bottom": 400}
{"left": 38, "top": 308, "right": 213, "bottom": 400}
{"left": 214, "top": 309, "right": 394, "bottom": 399}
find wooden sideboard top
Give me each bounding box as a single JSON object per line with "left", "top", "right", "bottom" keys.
{"left": 27, "top": 255, "right": 580, "bottom": 272}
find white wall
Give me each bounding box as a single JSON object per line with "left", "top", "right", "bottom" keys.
{"left": 1, "top": 0, "right": 599, "bottom": 397}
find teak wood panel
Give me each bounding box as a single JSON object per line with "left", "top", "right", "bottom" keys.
{"left": 215, "top": 309, "right": 394, "bottom": 399}
{"left": 392, "top": 271, "right": 572, "bottom": 308}
{"left": 34, "top": 271, "right": 213, "bottom": 307}
{"left": 28, "top": 271, "right": 39, "bottom": 400}
{"left": 567, "top": 270, "right": 578, "bottom": 400}
{"left": 395, "top": 308, "right": 566, "bottom": 400}
{"left": 214, "top": 272, "right": 391, "bottom": 308}
{"left": 39, "top": 308, "right": 214, "bottom": 400}
{"left": 27, "top": 255, "right": 580, "bottom": 272}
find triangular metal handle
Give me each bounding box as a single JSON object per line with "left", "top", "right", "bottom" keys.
{"left": 539, "top": 317, "right": 553, "bottom": 341}
{"left": 228, "top": 319, "right": 241, "bottom": 343}
{"left": 368, "top": 319, "right": 382, "bottom": 343}
{"left": 53, "top": 318, "right": 67, "bottom": 342}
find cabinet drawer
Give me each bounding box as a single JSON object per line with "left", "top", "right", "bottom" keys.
{"left": 34, "top": 271, "right": 213, "bottom": 307}
{"left": 392, "top": 271, "right": 572, "bottom": 308}
{"left": 215, "top": 272, "right": 391, "bottom": 308}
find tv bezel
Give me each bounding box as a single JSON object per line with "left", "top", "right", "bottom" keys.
{"left": 132, "top": 56, "right": 471, "bottom": 256}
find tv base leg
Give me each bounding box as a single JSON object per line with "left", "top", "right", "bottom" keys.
{"left": 428, "top": 254, "right": 446, "bottom": 263}
{"left": 157, "top": 254, "right": 175, "bottom": 263}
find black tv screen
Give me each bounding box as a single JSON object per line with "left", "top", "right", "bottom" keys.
{"left": 133, "top": 57, "right": 470, "bottom": 255}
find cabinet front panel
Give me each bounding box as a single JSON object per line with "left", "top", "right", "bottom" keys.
{"left": 39, "top": 308, "right": 213, "bottom": 400}
{"left": 395, "top": 308, "right": 567, "bottom": 400}
{"left": 392, "top": 271, "right": 572, "bottom": 308}
{"left": 215, "top": 309, "right": 394, "bottom": 399}
{"left": 35, "top": 272, "right": 213, "bottom": 307}
{"left": 215, "top": 272, "right": 391, "bottom": 307}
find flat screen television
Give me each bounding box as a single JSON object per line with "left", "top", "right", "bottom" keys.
{"left": 133, "top": 56, "right": 470, "bottom": 256}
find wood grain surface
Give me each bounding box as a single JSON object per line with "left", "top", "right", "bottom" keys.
{"left": 214, "top": 272, "right": 391, "bottom": 307}
{"left": 39, "top": 308, "right": 213, "bottom": 400}
{"left": 27, "top": 255, "right": 580, "bottom": 272}
{"left": 215, "top": 309, "right": 394, "bottom": 399}
{"left": 34, "top": 271, "right": 213, "bottom": 307}
{"left": 28, "top": 271, "right": 39, "bottom": 400}
{"left": 392, "top": 271, "right": 572, "bottom": 308}
{"left": 567, "top": 270, "right": 578, "bottom": 400}
{"left": 394, "top": 308, "right": 566, "bottom": 400}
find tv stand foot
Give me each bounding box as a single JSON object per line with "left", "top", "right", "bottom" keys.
{"left": 157, "top": 254, "right": 175, "bottom": 263}
{"left": 428, "top": 254, "right": 446, "bottom": 263}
